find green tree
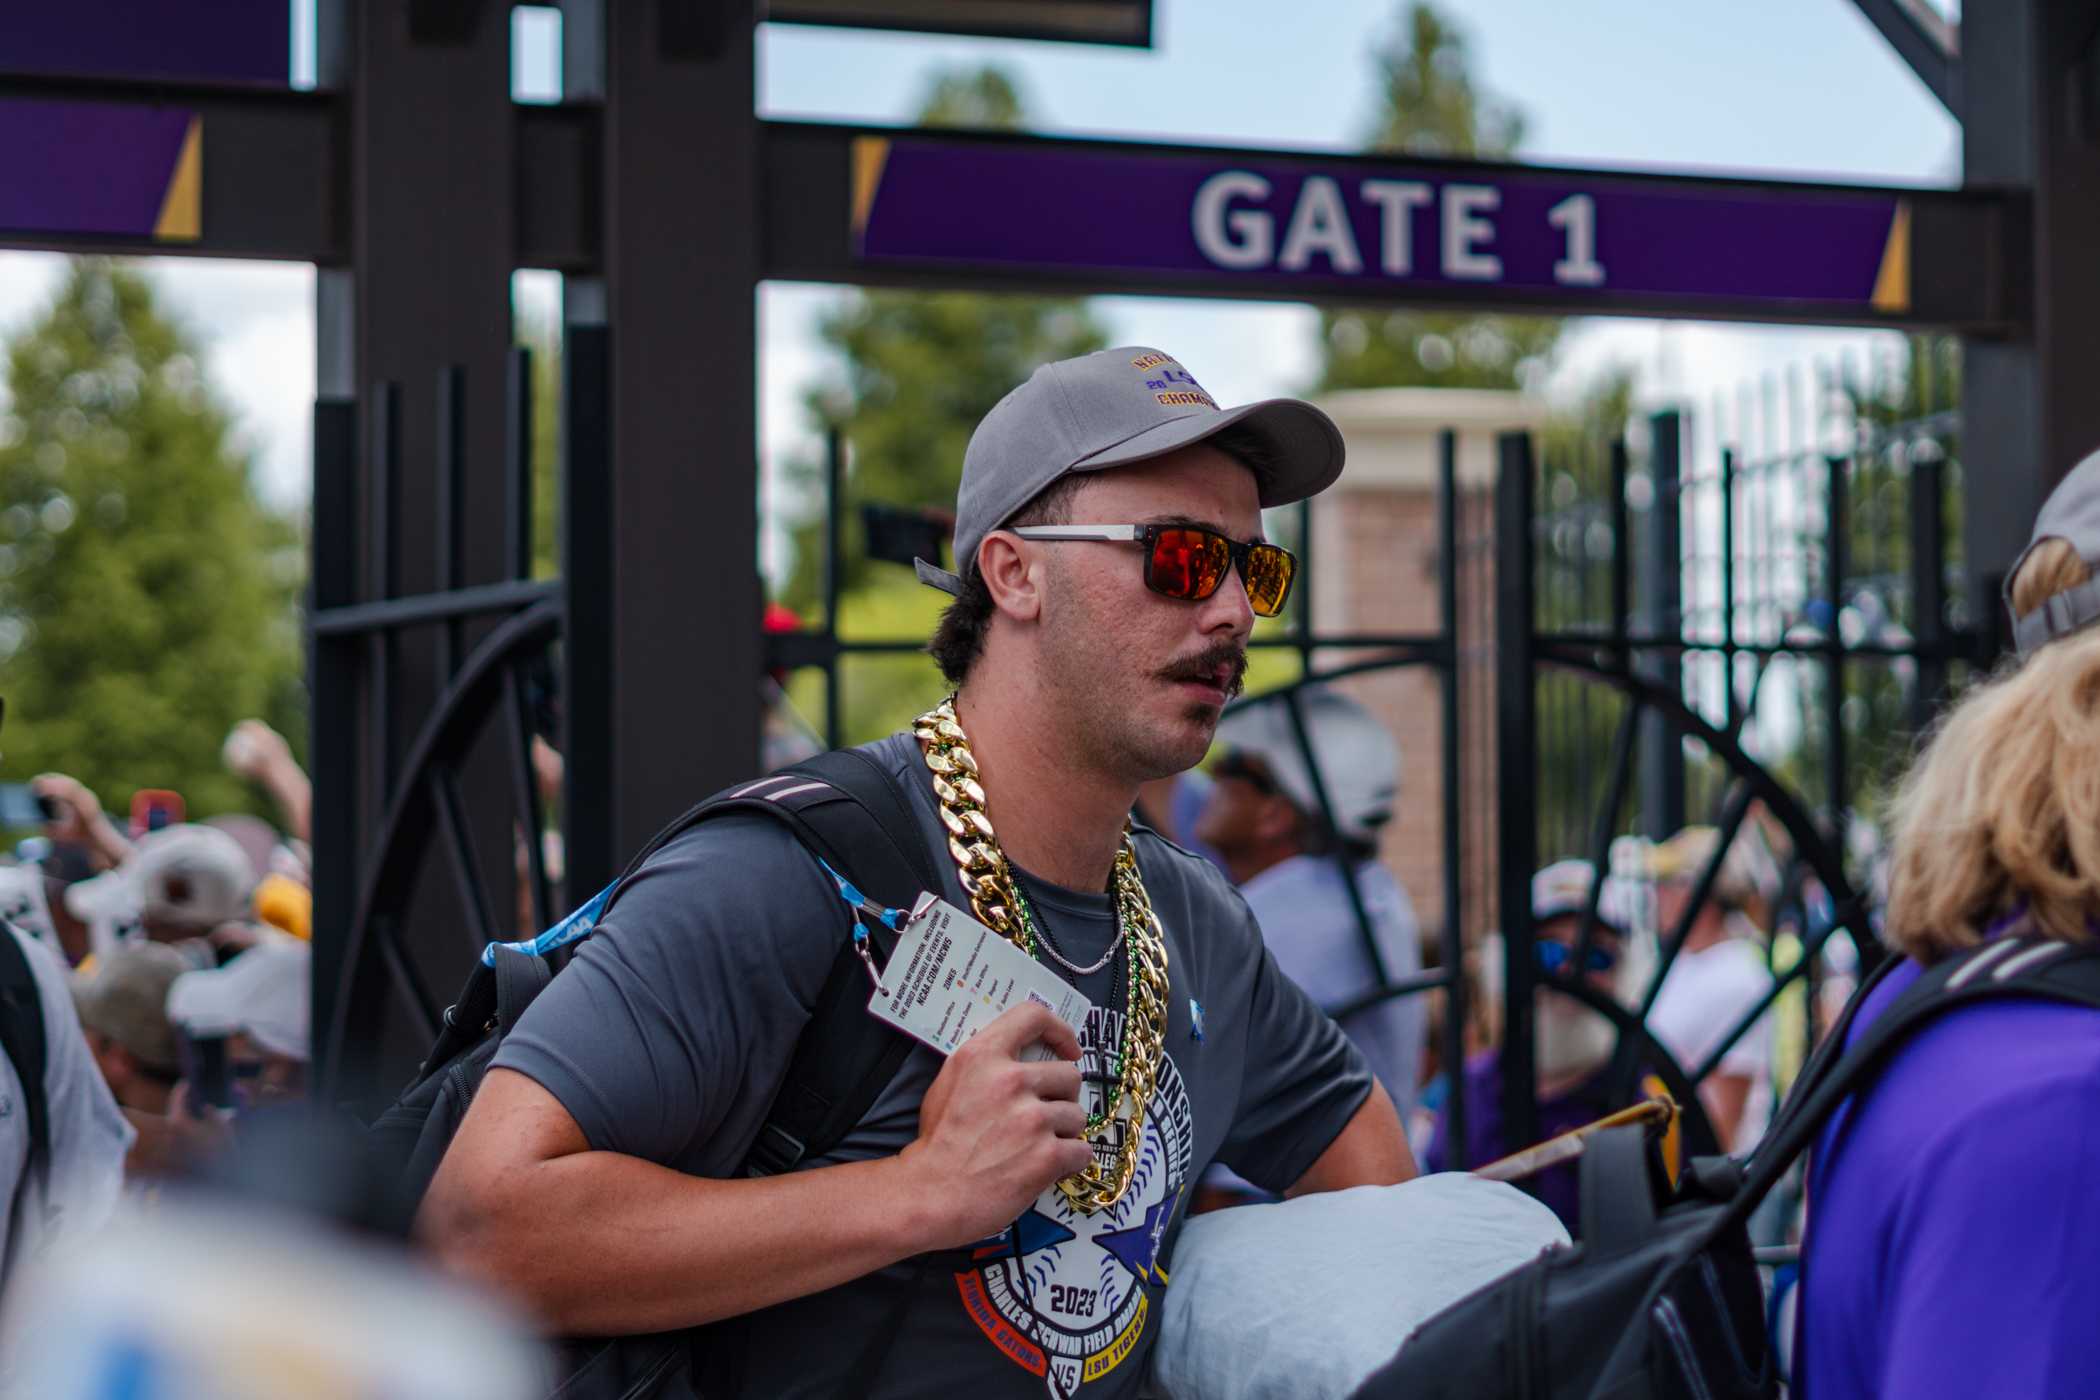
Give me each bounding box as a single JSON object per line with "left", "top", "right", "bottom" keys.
{"left": 0, "top": 260, "right": 304, "bottom": 823}
{"left": 780, "top": 67, "right": 1110, "bottom": 743}
{"left": 1316, "top": 3, "right": 1561, "bottom": 392}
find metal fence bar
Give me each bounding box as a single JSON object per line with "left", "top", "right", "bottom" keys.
{"left": 1495, "top": 429, "right": 1541, "bottom": 1157}
{"left": 312, "top": 579, "right": 559, "bottom": 636}
{"left": 368, "top": 381, "right": 401, "bottom": 843}
{"left": 1910, "top": 445, "right": 1947, "bottom": 730}
{"left": 1437, "top": 428, "right": 1468, "bottom": 1168}
{"left": 506, "top": 346, "right": 535, "bottom": 584}
{"left": 561, "top": 323, "right": 616, "bottom": 901}
{"left": 436, "top": 364, "right": 466, "bottom": 682}
{"left": 1721, "top": 446, "right": 1738, "bottom": 731}
{"left": 824, "top": 425, "right": 846, "bottom": 750}
{"left": 1824, "top": 454, "right": 1850, "bottom": 843}
{"left": 310, "top": 397, "right": 361, "bottom": 1085}
{"left": 1639, "top": 409, "right": 1685, "bottom": 839}
{"left": 505, "top": 665, "right": 555, "bottom": 936}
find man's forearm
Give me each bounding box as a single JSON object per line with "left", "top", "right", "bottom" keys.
{"left": 426, "top": 1146, "right": 934, "bottom": 1336}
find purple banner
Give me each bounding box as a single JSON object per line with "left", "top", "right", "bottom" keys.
{"left": 9, "top": 1, "right": 290, "bottom": 85}
{"left": 853, "top": 137, "right": 1912, "bottom": 314}
{"left": 0, "top": 101, "right": 201, "bottom": 243}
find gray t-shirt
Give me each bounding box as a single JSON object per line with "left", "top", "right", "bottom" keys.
{"left": 495, "top": 733, "right": 1372, "bottom": 1400}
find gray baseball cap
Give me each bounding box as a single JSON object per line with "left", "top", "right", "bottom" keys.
{"left": 2010, "top": 447, "right": 2100, "bottom": 657}
{"left": 913, "top": 346, "right": 1346, "bottom": 596}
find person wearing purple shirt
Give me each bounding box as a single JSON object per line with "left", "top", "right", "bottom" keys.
{"left": 1424, "top": 860, "right": 1652, "bottom": 1230}
{"left": 1798, "top": 448, "right": 2100, "bottom": 1397}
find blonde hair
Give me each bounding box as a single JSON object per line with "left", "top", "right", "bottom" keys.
{"left": 1884, "top": 537, "right": 2100, "bottom": 960}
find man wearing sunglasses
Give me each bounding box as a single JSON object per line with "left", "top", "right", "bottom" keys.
{"left": 427, "top": 347, "right": 1411, "bottom": 1398}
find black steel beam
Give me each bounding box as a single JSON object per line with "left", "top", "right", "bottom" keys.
{"left": 0, "top": 74, "right": 338, "bottom": 261}
{"left": 0, "top": 73, "right": 595, "bottom": 268}
{"left": 1848, "top": 0, "right": 1962, "bottom": 117}
{"left": 315, "top": 0, "right": 520, "bottom": 1097}
{"left": 764, "top": 0, "right": 1153, "bottom": 46}
{"left": 309, "top": 397, "right": 360, "bottom": 1087}
{"left": 1494, "top": 430, "right": 1540, "bottom": 1158}
{"left": 0, "top": 86, "right": 2011, "bottom": 335}
{"left": 1961, "top": 0, "right": 2100, "bottom": 656}
{"left": 576, "top": 0, "right": 763, "bottom": 862}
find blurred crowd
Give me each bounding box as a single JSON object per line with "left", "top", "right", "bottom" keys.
{"left": 0, "top": 684, "right": 1859, "bottom": 1390}
{"left": 2, "top": 719, "right": 316, "bottom": 1187}
{"left": 1145, "top": 685, "right": 1859, "bottom": 1241}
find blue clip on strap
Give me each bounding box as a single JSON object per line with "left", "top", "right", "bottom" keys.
{"left": 817, "top": 858, "right": 909, "bottom": 985}
{"left": 482, "top": 881, "right": 617, "bottom": 967}
{"left": 818, "top": 857, "right": 907, "bottom": 932}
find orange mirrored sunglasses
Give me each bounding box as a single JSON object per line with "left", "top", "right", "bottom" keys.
{"left": 1008, "top": 524, "right": 1298, "bottom": 617}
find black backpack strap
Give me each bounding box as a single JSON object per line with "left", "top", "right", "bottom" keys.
{"left": 1580, "top": 1124, "right": 1661, "bottom": 1258}
{"left": 1750, "top": 945, "right": 1909, "bottom": 1156}
{"left": 564, "top": 747, "right": 938, "bottom": 1177}
{"left": 1722, "top": 937, "right": 2100, "bottom": 1232}
{"left": 735, "top": 749, "right": 940, "bottom": 1176}
{"left": 0, "top": 926, "right": 50, "bottom": 1288}
{"left": 490, "top": 943, "right": 554, "bottom": 1031}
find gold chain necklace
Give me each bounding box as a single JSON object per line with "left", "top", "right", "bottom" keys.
{"left": 911, "top": 696, "right": 1171, "bottom": 1214}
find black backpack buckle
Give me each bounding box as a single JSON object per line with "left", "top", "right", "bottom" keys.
{"left": 746, "top": 1123, "right": 807, "bottom": 1177}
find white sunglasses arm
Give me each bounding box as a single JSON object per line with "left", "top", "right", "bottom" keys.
{"left": 1006, "top": 525, "right": 1144, "bottom": 542}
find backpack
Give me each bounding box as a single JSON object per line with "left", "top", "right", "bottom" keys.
{"left": 366, "top": 746, "right": 940, "bottom": 1399}
{"left": 0, "top": 923, "right": 49, "bottom": 1292}
{"left": 1351, "top": 935, "right": 2100, "bottom": 1400}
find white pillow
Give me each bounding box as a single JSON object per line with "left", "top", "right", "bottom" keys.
{"left": 1148, "top": 1173, "right": 1569, "bottom": 1400}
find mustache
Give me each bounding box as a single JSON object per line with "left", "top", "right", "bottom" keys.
{"left": 1159, "top": 641, "right": 1249, "bottom": 699}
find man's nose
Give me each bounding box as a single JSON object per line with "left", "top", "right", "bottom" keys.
{"left": 1194, "top": 560, "right": 1257, "bottom": 640}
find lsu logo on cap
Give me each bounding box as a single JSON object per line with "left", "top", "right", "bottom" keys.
{"left": 1130, "top": 353, "right": 1218, "bottom": 409}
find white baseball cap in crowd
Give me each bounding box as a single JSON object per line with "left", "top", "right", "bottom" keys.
{"left": 1212, "top": 685, "right": 1398, "bottom": 846}
{"left": 166, "top": 938, "right": 310, "bottom": 1061}
{"left": 64, "top": 823, "right": 256, "bottom": 933}
{"left": 1531, "top": 859, "right": 1639, "bottom": 932}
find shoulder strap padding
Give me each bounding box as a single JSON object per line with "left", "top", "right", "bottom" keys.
{"left": 490, "top": 943, "right": 553, "bottom": 1032}
{"left": 1579, "top": 1124, "right": 1661, "bottom": 1259}
{"left": 598, "top": 748, "right": 939, "bottom": 1176}
{"left": 737, "top": 749, "right": 939, "bottom": 1176}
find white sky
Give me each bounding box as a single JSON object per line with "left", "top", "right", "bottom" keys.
{"left": 0, "top": 0, "right": 1960, "bottom": 530}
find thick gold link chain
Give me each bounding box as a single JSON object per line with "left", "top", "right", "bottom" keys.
{"left": 911, "top": 697, "right": 1171, "bottom": 1214}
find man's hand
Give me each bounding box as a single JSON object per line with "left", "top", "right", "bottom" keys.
{"left": 33, "top": 772, "right": 131, "bottom": 868}
{"left": 895, "top": 1002, "right": 1094, "bottom": 1249}
{"left": 222, "top": 719, "right": 295, "bottom": 783}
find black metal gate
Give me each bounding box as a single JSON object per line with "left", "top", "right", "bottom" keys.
{"left": 318, "top": 332, "right": 1970, "bottom": 1174}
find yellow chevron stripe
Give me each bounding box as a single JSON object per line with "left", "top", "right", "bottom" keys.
{"left": 851, "top": 136, "right": 891, "bottom": 241}
{"left": 153, "top": 117, "right": 203, "bottom": 242}
{"left": 1870, "top": 201, "right": 1911, "bottom": 316}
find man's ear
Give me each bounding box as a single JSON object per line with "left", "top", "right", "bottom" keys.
{"left": 977, "top": 530, "right": 1045, "bottom": 623}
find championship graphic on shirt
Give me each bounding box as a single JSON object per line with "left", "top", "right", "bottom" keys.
{"left": 955, "top": 1006, "right": 1195, "bottom": 1398}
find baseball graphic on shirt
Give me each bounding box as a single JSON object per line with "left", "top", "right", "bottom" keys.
{"left": 955, "top": 1007, "right": 1195, "bottom": 1398}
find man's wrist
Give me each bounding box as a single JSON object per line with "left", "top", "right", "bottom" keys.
{"left": 867, "top": 1146, "right": 946, "bottom": 1256}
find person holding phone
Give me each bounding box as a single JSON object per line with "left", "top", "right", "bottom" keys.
{"left": 28, "top": 772, "right": 133, "bottom": 873}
